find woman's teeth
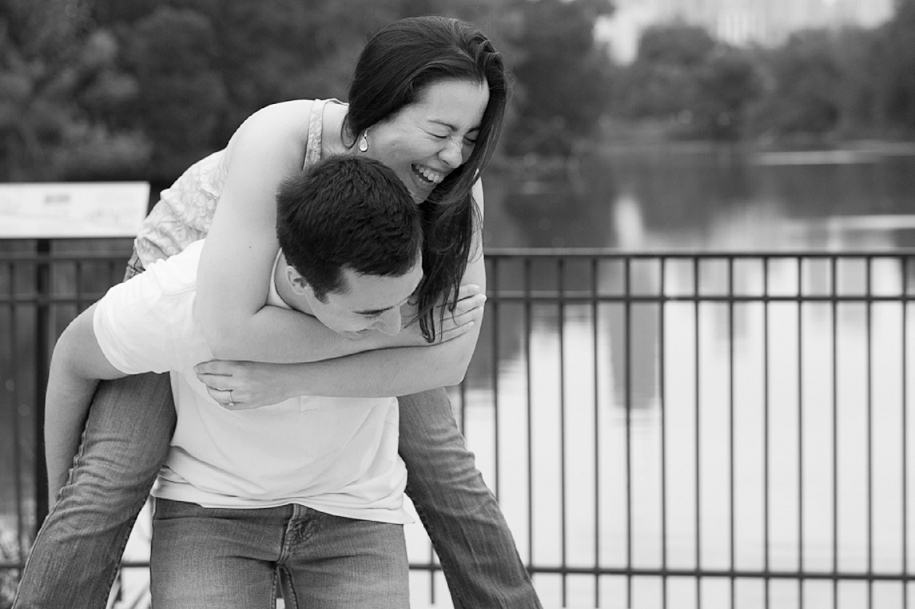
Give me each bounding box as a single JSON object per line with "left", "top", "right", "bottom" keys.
{"left": 413, "top": 165, "right": 444, "bottom": 185}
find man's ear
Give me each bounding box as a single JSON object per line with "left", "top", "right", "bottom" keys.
{"left": 285, "top": 265, "right": 312, "bottom": 296}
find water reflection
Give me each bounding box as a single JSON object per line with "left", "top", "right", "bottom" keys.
{"left": 485, "top": 145, "right": 915, "bottom": 251}
{"left": 458, "top": 258, "right": 911, "bottom": 608}
{"left": 476, "top": 146, "right": 915, "bottom": 416}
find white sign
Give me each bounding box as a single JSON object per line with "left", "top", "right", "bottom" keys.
{"left": 0, "top": 182, "right": 150, "bottom": 238}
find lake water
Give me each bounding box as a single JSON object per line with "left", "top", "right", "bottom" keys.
{"left": 482, "top": 142, "right": 915, "bottom": 252}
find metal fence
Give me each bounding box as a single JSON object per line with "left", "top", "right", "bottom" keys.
{"left": 1, "top": 243, "right": 914, "bottom": 608}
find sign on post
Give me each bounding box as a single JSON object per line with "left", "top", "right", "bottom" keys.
{"left": 0, "top": 182, "right": 150, "bottom": 238}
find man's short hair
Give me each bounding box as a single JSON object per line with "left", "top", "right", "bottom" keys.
{"left": 276, "top": 156, "right": 422, "bottom": 301}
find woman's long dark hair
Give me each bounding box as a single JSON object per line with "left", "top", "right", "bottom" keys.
{"left": 344, "top": 16, "right": 510, "bottom": 341}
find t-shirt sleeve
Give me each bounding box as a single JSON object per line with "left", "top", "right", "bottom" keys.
{"left": 92, "top": 265, "right": 187, "bottom": 375}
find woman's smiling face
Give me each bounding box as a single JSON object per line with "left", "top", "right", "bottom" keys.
{"left": 363, "top": 78, "right": 490, "bottom": 202}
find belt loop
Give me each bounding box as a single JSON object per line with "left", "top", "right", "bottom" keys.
{"left": 292, "top": 503, "right": 308, "bottom": 520}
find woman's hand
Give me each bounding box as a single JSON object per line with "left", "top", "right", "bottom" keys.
{"left": 195, "top": 284, "right": 486, "bottom": 409}
{"left": 194, "top": 361, "right": 302, "bottom": 410}
{"left": 399, "top": 283, "right": 486, "bottom": 346}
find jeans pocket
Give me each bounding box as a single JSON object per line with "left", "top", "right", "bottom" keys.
{"left": 153, "top": 498, "right": 209, "bottom": 522}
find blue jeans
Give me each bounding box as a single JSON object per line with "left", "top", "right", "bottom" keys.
{"left": 150, "top": 499, "right": 408, "bottom": 609}
{"left": 13, "top": 373, "right": 175, "bottom": 609}
{"left": 399, "top": 390, "right": 540, "bottom": 608}
{"left": 14, "top": 383, "right": 539, "bottom": 609}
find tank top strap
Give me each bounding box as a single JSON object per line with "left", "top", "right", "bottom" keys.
{"left": 303, "top": 99, "right": 328, "bottom": 168}
{"left": 303, "top": 98, "right": 346, "bottom": 169}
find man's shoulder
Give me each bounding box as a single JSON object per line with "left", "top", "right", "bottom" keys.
{"left": 142, "top": 240, "right": 205, "bottom": 295}
{"left": 94, "top": 240, "right": 209, "bottom": 374}
{"left": 99, "top": 239, "right": 205, "bottom": 337}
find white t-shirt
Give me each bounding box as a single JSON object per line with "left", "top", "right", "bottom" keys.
{"left": 93, "top": 240, "right": 410, "bottom": 524}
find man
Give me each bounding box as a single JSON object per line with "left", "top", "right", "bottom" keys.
{"left": 40, "top": 156, "right": 479, "bottom": 608}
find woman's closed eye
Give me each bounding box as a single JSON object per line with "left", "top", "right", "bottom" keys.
{"left": 357, "top": 308, "right": 388, "bottom": 320}
{"left": 429, "top": 131, "right": 477, "bottom": 147}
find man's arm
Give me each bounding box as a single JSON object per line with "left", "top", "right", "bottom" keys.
{"left": 45, "top": 304, "right": 126, "bottom": 500}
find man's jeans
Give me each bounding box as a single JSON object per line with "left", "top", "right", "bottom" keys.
{"left": 150, "top": 499, "right": 408, "bottom": 609}
{"left": 14, "top": 381, "right": 541, "bottom": 609}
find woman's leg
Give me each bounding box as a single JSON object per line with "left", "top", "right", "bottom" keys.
{"left": 398, "top": 388, "right": 542, "bottom": 609}
{"left": 13, "top": 372, "right": 175, "bottom": 609}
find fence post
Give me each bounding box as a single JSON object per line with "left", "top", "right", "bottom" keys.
{"left": 34, "top": 238, "right": 50, "bottom": 530}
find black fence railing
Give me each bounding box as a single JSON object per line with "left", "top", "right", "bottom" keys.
{"left": 2, "top": 244, "right": 914, "bottom": 608}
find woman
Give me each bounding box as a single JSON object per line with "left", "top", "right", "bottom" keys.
{"left": 15, "top": 16, "right": 541, "bottom": 609}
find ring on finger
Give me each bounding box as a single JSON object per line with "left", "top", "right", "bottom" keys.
{"left": 228, "top": 389, "right": 235, "bottom": 408}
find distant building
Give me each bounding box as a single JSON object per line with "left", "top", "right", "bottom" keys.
{"left": 597, "top": 0, "right": 895, "bottom": 62}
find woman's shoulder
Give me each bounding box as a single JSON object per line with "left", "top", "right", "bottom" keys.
{"left": 238, "top": 100, "right": 317, "bottom": 135}
{"left": 224, "top": 100, "right": 319, "bottom": 163}
{"left": 241, "top": 99, "right": 349, "bottom": 160}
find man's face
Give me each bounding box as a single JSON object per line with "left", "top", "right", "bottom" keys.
{"left": 306, "top": 262, "right": 424, "bottom": 340}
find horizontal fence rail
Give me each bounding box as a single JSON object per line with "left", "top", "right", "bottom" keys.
{"left": 1, "top": 244, "right": 914, "bottom": 608}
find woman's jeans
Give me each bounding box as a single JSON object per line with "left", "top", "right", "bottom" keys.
{"left": 150, "top": 499, "right": 408, "bottom": 609}
{"left": 13, "top": 383, "right": 541, "bottom": 609}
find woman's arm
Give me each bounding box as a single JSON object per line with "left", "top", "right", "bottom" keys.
{"left": 196, "top": 254, "right": 485, "bottom": 406}
{"left": 299, "top": 230, "right": 486, "bottom": 395}
{"left": 195, "top": 101, "right": 425, "bottom": 363}
{"left": 195, "top": 181, "right": 489, "bottom": 405}
{"left": 198, "top": 337, "right": 477, "bottom": 405}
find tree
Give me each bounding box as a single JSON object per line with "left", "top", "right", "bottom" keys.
{"left": 91, "top": 0, "right": 405, "bottom": 179}
{"left": 119, "top": 6, "right": 227, "bottom": 179}
{"left": 692, "top": 46, "right": 762, "bottom": 139}
{"left": 825, "top": 26, "right": 884, "bottom": 135}
{"left": 616, "top": 23, "right": 764, "bottom": 140}
{"left": 0, "top": 0, "right": 146, "bottom": 180}
{"left": 619, "top": 24, "right": 716, "bottom": 121}
{"left": 752, "top": 30, "right": 845, "bottom": 137}
{"left": 208, "top": 0, "right": 400, "bottom": 134}
{"left": 636, "top": 22, "right": 717, "bottom": 67}
{"left": 879, "top": 0, "right": 915, "bottom": 131}
{"left": 503, "top": 0, "right": 616, "bottom": 157}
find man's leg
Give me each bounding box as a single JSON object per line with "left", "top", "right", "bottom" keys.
{"left": 13, "top": 372, "right": 175, "bottom": 609}
{"left": 150, "top": 499, "right": 280, "bottom": 609}
{"left": 279, "top": 507, "right": 409, "bottom": 609}
{"left": 398, "top": 388, "right": 542, "bottom": 609}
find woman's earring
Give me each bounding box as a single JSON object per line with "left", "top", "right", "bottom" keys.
{"left": 358, "top": 131, "right": 369, "bottom": 153}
